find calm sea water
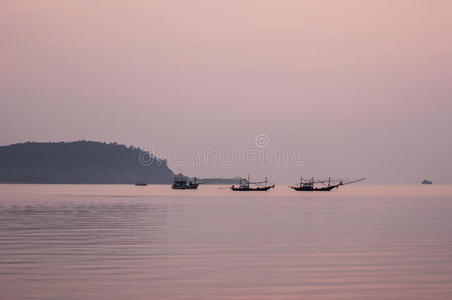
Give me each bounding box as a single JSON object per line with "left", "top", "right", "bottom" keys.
{"left": 1, "top": 184, "right": 452, "bottom": 300}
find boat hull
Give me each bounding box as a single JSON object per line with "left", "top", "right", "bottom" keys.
{"left": 172, "top": 184, "right": 199, "bottom": 190}
{"left": 291, "top": 185, "right": 337, "bottom": 191}
{"left": 231, "top": 185, "right": 275, "bottom": 191}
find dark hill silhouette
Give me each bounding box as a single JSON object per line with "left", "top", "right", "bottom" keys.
{"left": 0, "top": 141, "right": 174, "bottom": 184}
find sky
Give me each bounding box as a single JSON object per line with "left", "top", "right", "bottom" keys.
{"left": 1, "top": 0, "right": 452, "bottom": 184}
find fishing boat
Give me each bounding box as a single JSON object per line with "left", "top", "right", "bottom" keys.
{"left": 422, "top": 179, "right": 432, "bottom": 185}
{"left": 172, "top": 175, "right": 199, "bottom": 190}
{"left": 134, "top": 181, "right": 147, "bottom": 186}
{"left": 231, "top": 175, "right": 275, "bottom": 191}
{"left": 291, "top": 177, "right": 366, "bottom": 191}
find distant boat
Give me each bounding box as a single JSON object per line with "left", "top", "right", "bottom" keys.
{"left": 291, "top": 177, "right": 337, "bottom": 191}
{"left": 134, "top": 182, "right": 147, "bottom": 186}
{"left": 291, "top": 177, "right": 366, "bottom": 192}
{"left": 172, "top": 175, "right": 199, "bottom": 190}
{"left": 231, "top": 175, "right": 275, "bottom": 191}
{"left": 422, "top": 179, "right": 432, "bottom": 185}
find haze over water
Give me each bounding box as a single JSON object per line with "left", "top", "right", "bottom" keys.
{"left": 1, "top": 184, "right": 452, "bottom": 299}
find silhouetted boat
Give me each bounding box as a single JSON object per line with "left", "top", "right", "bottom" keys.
{"left": 172, "top": 175, "right": 199, "bottom": 190}
{"left": 422, "top": 179, "right": 432, "bottom": 184}
{"left": 291, "top": 177, "right": 337, "bottom": 191}
{"left": 134, "top": 182, "right": 147, "bottom": 186}
{"left": 291, "top": 177, "right": 366, "bottom": 191}
{"left": 231, "top": 176, "right": 275, "bottom": 191}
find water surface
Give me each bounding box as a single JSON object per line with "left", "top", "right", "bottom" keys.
{"left": 1, "top": 184, "right": 452, "bottom": 299}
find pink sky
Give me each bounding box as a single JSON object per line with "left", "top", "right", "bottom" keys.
{"left": 1, "top": 0, "right": 451, "bottom": 183}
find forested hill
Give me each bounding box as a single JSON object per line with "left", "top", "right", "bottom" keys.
{"left": 0, "top": 141, "right": 174, "bottom": 184}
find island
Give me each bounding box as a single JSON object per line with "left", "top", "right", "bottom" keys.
{"left": 0, "top": 141, "right": 173, "bottom": 184}
{"left": 0, "top": 141, "right": 240, "bottom": 185}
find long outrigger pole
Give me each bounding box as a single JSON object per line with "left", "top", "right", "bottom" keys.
{"left": 339, "top": 178, "right": 366, "bottom": 186}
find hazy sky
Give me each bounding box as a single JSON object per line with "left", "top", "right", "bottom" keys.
{"left": 1, "top": 0, "right": 451, "bottom": 184}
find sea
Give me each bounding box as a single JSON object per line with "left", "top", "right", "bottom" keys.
{"left": 1, "top": 184, "right": 452, "bottom": 300}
